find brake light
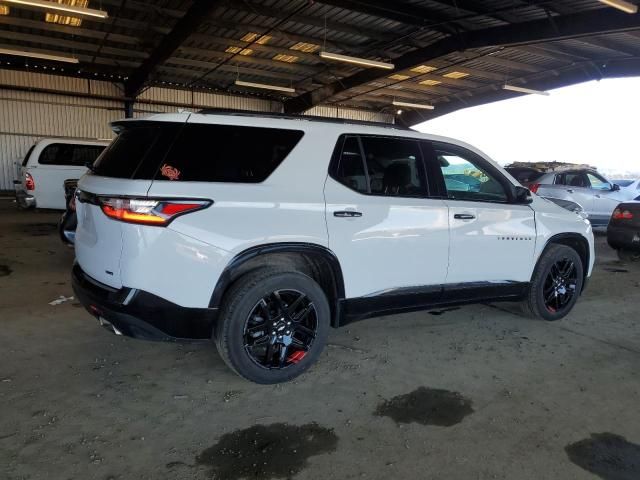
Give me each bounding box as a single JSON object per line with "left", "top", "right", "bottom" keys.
{"left": 99, "top": 198, "right": 211, "bottom": 226}
{"left": 25, "top": 173, "right": 35, "bottom": 191}
{"left": 529, "top": 183, "right": 540, "bottom": 194}
{"left": 612, "top": 208, "right": 634, "bottom": 220}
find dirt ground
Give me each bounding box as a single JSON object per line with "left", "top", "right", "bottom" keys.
{"left": 1, "top": 198, "right": 639, "bottom": 480}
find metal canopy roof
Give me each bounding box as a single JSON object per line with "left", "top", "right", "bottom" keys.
{"left": 1, "top": 0, "right": 640, "bottom": 125}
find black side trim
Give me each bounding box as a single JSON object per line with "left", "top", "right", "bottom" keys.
{"left": 73, "top": 264, "right": 216, "bottom": 341}
{"left": 340, "top": 281, "right": 528, "bottom": 325}
{"left": 208, "top": 243, "right": 346, "bottom": 320}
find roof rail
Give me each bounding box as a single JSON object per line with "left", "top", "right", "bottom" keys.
{"left": 195, "top": 108, "right": 411, "bottom": 130}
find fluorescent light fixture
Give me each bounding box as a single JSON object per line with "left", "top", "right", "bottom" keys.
{"left": 503, "top": 84, "right": 550, "bottom": 96}
{"left": 319, "top": 51, "right": 394, "bottom": 70}
{"left": 5, "top": 0, "right": 108, "bottom": 18}
{"left": 597, "top": 0, "right": 638, "bottom": 14}
{"left": 235, "top": 80, "right": 295, "bottom": 93}
{"left": 0, "top": 47, "right": 79, "bottom": 63}
{"left": 392, "top": 100, "right": 434, "bottom": 110}
{"left": 388, "top": 74, "right": 410, "bottom": 81}
{"left": 0, "top": 5, "right": 9, "bottom": 14}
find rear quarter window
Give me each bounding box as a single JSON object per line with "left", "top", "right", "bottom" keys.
{"left": 157, "top": 124, "right": 304, "bottom": 183}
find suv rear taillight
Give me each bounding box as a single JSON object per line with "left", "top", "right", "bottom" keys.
{"left": 612, "top": 208, "right": 634, "bottom": 220}
{"left": 25, "top": 173, "right": 35, "bottom": 191}
{"left": 529, "top": 183, "right": 540, "bottom": 194}
{"left": 99, "top": 198, "right": 211, "bottom": 226}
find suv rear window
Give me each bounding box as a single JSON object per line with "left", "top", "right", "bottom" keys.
{"left": 38, "top": 143, "right": 106, "bottom": 167}
{"left": 157, "top": 124, "right": 304, "bottom": 183}
{"left": 92, "top": 124, "right": 179, "bottom": 179}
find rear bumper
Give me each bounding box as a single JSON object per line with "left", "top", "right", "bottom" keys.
{"left": 72, "top": 263, "right": 217, "bottom": 342}
{"left": 607, "top": 225, "right": 640, "bottom": 252}
{"left": 15, "top": 189, "right": 36, "bottom": 208}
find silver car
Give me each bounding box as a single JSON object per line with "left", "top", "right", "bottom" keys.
{"left": 508, "top": 167, "right": 631, "bottom": 227}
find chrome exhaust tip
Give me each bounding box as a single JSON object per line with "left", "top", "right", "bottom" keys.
{"left": 99, "top": 317, "right": 123, "bottom": 336}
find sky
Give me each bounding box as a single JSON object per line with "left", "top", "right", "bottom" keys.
{"left": 415, "top": 77, "right": 640, "bottom": 177}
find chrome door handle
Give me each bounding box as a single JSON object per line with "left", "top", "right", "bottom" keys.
{"left": 454, "top": 213, "right": 475, "bottom": 220}
{"left": 334, "top": 210, "right": 362, "bottom": 218}
{"left": 595, "top": 194, "right": 601, "bottom": 198}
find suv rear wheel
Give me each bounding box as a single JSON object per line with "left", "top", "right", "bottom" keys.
{"left": 524, "top": 244, "right": 584, "bottom": 321}
{"left": 214, "top": 268, "right": 330, "bottom": 384}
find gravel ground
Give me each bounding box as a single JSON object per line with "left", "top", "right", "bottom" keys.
{"left": 1, "top": 199, "right": 639, "bottom": 480}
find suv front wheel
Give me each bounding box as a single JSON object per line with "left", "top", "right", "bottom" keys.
{"left": 524, "top": 244, "right": 584, "bottom": 321}
{"left": 214, "top": 268, "right": 330, "bottom": 384}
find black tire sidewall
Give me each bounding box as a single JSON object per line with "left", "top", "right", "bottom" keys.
{"left": 217, "top": 271, "right": 330, "bottom": 384}
{"left": 530, "top": 245, "right": 584, "bottom": 321}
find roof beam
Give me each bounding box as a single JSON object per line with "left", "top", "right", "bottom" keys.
{"left": 316, "top": 0, "right": 461, "bottom": 32}
{"left": 284, "top": 8, "right": 640, "bottom": 113}
{"left": 125, "top": 0, "right": 224, "bottom": 96}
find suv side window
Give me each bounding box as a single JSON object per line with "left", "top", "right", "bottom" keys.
{"left": 333, "top": 135, "right": 428, "bottom": 197}
{"left": 586, "top": 172, "right": 612, "bottom": 190}
{"left": 433, "top": 144, "right": 508, "bottom": 203}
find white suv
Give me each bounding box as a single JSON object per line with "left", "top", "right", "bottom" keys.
{"left": 72, "top": 111, "right": 595, "bottom": 384}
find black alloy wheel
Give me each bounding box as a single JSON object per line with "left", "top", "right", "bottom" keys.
{"left": 243, "top": 289, "right": 318, "bottom": 369}
{"left": 215, "top": 268, "right": 330, "bottom": 384}
{"left": 524, "top": 244, "right": 584, "bottom": 321}
{"left": 542, "top": 258, "right": 578, "bottom": 314}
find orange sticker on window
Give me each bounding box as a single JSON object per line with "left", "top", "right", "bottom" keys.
{"left": 160, "top": 164, "right": 181, "bottom": 181}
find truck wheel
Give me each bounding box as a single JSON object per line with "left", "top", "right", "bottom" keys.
{"left": 524, "top": 244, "right": 584, "bottom": 321}
{"left": 214, "top": 268, "right": 330, "bottom": 384}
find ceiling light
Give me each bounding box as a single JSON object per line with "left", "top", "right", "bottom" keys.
{"left": 5, "top": 0, "right": 108, "bottom": 18}
{"left": 273, "top": 53, "right": 299, "bottom": 63}
{"left": 388, "top": 74, "right": 410, "bottom": 81}
{"left": 319, "top": 51, "right": 394, "bottom": 69}
{"left": 503, "top": 84, "right": 550, "bottom": 96}
{"left": 396, "top": 109, "right": 403, "bottom": 115}
{"left": 45, "top": 0, "right": 87, "bottom": 26}
{"left": 411, "top": 65, "right": 436, "bottom": 74}
{"left": 225, "top": 46, "right": 253, "bottom": 56}
{"left": 392, "top": 100, "right": 434, "bottom": 110}
{"left": 235, "top": 80, "right": 295, "bottom": 93}
{"left": 419, "top": 79, "right": 442, "bottom": 86}
{"left": 597, "top": 0, "right": 638, "bottom": 14}
{"left": 443, "top": 71, "right": 469, "bottom": 79}
{"left": 0, "top": 47, "right": 79, "bottom": 63}
{"left": 240, "top": 32, "right": 271, "bottom": 44}
{"left": 0, "top": 5, "right": 9, "bottom": 14}
{"left": 290, "top": 42, "right": 320, "bottom": 53}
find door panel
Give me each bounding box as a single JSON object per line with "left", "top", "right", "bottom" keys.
{"left": 429, "top": 141, "right": 537, "bottom": 284}
{"left": 445, "top": 201, "right": 536, "bottom": 283}
{"left": 325, "top": 177, "right": 449, "bottom": 298}
{"left": 324, "top": 135, "right": 449, "bottom": 299}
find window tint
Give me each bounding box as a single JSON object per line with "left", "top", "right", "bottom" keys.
{"left": 586, "top": 172, "right": 612, "bottom": 190}
{"left": 435, "top": 145, "right": 508, "bottom": 202}
{"left": 38, "top": 144, "right": 106, "bottom": 167}
{"left": 333, "top": 136, "right": 427, "bottom": 197}
{"left": 360, "top": 137, "right": 426, "bottom": 197}
{"left": 158, "top": 124, "right": 304, "bottom": 183}
{"left": 505, "top": 167, "right": 544, "bottom": 185}
{"left": 335, "top": 136, "right": 367, "bottom": 193}
{"left": 92, "top": 124, "right": 182, "bottom": 179}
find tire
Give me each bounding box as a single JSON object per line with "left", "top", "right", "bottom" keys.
{"left": 214, "top": 268, "right": 330, "bottom": 384}
{"left": 617, "top": 249, "right": 640, "bottom": 263}
{"left": 524, "top": 244, "right": 584, "bottom": 321}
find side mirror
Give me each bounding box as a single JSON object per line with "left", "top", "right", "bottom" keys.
{"left": 514, "top": 185, "right": 533, "bottom": 204}
{"left": 612, "top": 183, "right": 621, "bottom": 191}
